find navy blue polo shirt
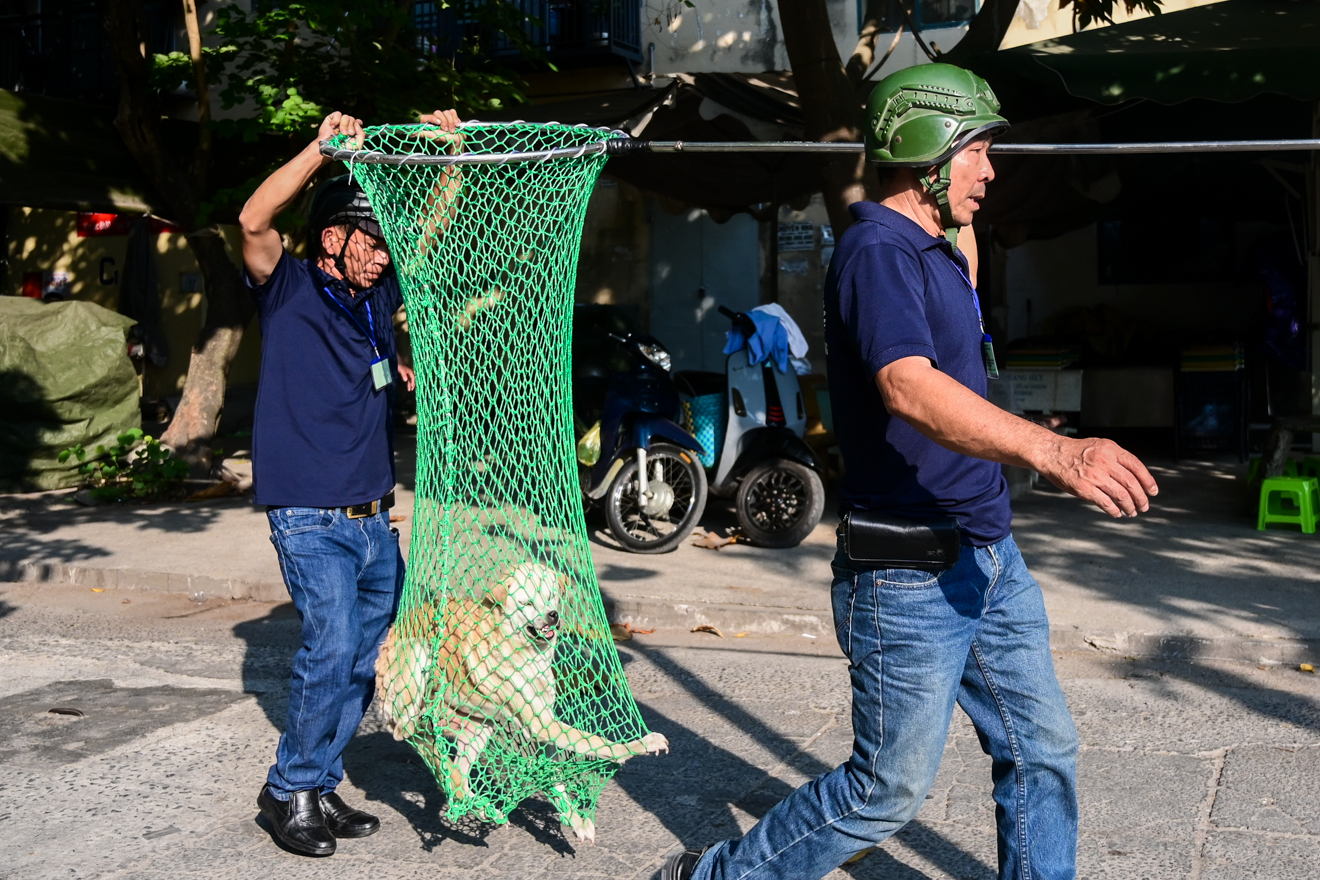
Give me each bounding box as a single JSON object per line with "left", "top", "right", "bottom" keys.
{"left": 246, "top": 252, "right": 402, "bottom": 508}
{"left": 823, "top": 202, "right": 1010, "bottom": 546}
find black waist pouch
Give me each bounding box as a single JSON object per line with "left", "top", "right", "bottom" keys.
{"left": 839, "top": 511, "right": 961, "bottom": 572}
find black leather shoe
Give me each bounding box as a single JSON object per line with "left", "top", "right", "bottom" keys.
{"left": 257, "top": 784, "right": 336, "bottom": 856}
{"left": 320, "top": 791, "right": 380, "bottom": 838}
{"left": 662, "top": 845, "right": 711, "bottom": 880}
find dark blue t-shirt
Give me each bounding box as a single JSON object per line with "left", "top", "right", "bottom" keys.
{"left": 823, "top": 202, "right": 1010, "bottom": 546}
{"left": 247, "top": 252, "right": 403, "bottom": 508}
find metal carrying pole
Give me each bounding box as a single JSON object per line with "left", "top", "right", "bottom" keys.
{"left": 320, "top": 136, "right": 1320, "bottom": 167}
{"left": 606, "top": 139, "right": 1320, "bottom": 155}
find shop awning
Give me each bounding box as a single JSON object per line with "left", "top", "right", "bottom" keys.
{"left": 979, "top": 0, "right": 1320, "bottom": 105}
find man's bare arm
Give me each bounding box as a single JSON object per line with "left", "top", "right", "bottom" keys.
{"left": 877, "top": 356, "right": 1159, "bottom": 518}
{"left": 239, "top": 112, "right": 364, "bottom": 285}
{"left": 413, "top": 109, "right": 463, "bottom": 253}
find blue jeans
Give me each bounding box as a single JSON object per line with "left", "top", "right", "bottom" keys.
{"left": 693, "top": 534, "right": 1078, "bottom": 880}
{"left": 265, "top": 506, "right": 404, "bottom": 799}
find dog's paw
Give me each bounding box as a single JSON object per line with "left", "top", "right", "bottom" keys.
{"left": 640, "top": 731, "right": 670, "bottom": 755}
{"left": 563, "top": 810, "right": 596, "bottom": 844}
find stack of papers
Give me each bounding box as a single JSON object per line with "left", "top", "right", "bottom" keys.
{"left": 1180, "top": 344, "right": 1243, "bottom": 372}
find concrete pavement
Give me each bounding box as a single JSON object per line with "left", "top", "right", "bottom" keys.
{"left": 4, "top": 443, "right": 1318, "bottom": 665}
{"left": 1, "top": 584, "right": 1319, "bottom": 879}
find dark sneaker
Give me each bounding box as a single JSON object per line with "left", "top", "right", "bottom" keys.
{"left": 662, "top": 845, "right": 711, "bottom": 880}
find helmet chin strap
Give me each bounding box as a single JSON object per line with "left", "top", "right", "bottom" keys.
{"left": 332, "top": 224, "right": 369, "bottom": 292}
{"left": 919, "top": 159, "right": 960, "bottom": 249}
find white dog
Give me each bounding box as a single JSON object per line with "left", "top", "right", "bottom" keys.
{"left": 376, "top": 562, "right": 668, "bottom": 842}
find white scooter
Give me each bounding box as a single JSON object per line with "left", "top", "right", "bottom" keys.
{"left": 673, "top": 306, "right": 825, "bottom": 548}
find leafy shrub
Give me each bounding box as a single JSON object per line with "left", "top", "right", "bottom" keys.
{"left": 59, "top": 429, "right": 189, "bottom": 502}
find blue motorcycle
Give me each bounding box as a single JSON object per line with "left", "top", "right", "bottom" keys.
{"left": 573, "top": 306, "right": 707, "bottom": 554}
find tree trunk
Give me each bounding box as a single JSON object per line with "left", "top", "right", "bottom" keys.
{"left": 104, "top": 0, "right": 252, "bottom": 474}
{"left": 943, "top": 0, "right": 1034, "bottom": 64}
{"left": 778, "top": 0, "right": 880, "bottom": 236}
{"left": 161, "top": 235, "right": 254, "bottom": 468}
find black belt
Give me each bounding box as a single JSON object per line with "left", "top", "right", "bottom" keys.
{"left": 345, "top": 490, "right": 395, "bottom": 519}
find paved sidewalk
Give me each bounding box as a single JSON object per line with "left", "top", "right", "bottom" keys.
{"left": 3, "top": 444, "right": 1318, "bottom": 664}
{"left": 1, "top": 589, "right": 1318, "bottom": 880}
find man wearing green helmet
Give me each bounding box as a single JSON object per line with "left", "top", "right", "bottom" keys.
{"left": 665, "top": 64, "right": 1158, "bottom": 880}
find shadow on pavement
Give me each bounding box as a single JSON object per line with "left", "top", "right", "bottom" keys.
{"left": 1122, "top": 655, "right": 1320, "bottom": 733}
{"left": 1018, "top": 459, "right": 1319, "bottom": 644}
{"left": 618, "top": 642, "right": 996, "bottom": 880}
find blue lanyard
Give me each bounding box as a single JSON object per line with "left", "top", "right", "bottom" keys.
{"left": 319, "top": 286, "right": 380, "bottom": 358}
{"left": 948, "top": 255, "right": 993, "bottom": 344}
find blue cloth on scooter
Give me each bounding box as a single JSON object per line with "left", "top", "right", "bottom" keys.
{"left": 724, "top": 309, "right": 791, "bottom": 373}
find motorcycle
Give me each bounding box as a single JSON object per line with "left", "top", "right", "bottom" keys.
{"left": 573, "top": 305, "right": 707, "bottom": 554}
{"left": 674, "top": 305, "right": 825, "bottom": 548}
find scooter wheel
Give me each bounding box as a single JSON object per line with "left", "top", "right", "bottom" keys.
{"left": 736, "top": 458, "right": 825, "bottom": 548}
{"left": 604, "top": 443, "right": 708, "bottom": 554}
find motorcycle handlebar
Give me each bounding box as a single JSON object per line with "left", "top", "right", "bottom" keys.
{"left": 608, "top": 331, "right": 630, "bottom": 343}
{"left": 717, "top": 305, "right": 737, "bottom": 319}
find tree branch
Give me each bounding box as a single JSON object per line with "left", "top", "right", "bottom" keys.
{"left": 943, "top": 0, "right": 1025, "bottom": 65}
{"left": 181, "top": 0, "right": 211, "bottom": 193}
{"left": 845, "top": 0, "right": 888, "bottom": 85}
{"left": 779, "top": 0, "right": 879, "bottom": 235}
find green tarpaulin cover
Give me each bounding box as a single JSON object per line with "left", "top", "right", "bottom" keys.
{"left": 0, "top": 297, "right": 139, "bottom": 492}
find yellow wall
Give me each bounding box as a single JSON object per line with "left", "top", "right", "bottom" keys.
{"left": 1000, "top": 0, "right": 1226, "bottom": 49}
{"left": 4, "top": 206, "right": 262, "bottom": 400}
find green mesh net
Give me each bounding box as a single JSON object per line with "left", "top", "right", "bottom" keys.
{"left": 335, "top": 123, "right": 664, "bottom": 841}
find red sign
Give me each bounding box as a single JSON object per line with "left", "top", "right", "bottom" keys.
{"left": 76, "top": 213, "right": 183, "bottom": 236}
{"left": 77, "top": 213, "right": 133, "bottom": 237}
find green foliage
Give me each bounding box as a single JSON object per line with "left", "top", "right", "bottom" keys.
{"left": 153, "top": 2, "right": 534, "bottom": 143}
{"left": 147, "top": 1, "right": 540, "bottom": 225}
{"left": 1061, "top": 0, "right": 1162, "bottom": 31}
{"left": 59, "top": 430, "right": 189, "bottom": 503}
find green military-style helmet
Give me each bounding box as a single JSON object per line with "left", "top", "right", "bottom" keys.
{"left": 865, "top": 63, "right": 1009, "bottom": 246}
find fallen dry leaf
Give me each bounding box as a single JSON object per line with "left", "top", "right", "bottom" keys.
{"left": 610, "top": 624, "right": 633, "bottom": 642}
{"left": 186, "top": 481, "right": 239, "bottom": 502}
{"left": 691, "top": 624, "right": 724, "bottom": 638}
{"left": 390, "top": 514, "right": 407, "bottom": 523}
{"left": 90, "top": 588, "right": 104, "bottom": 593}
{"left": 734, "top": 632, "right": 748, "bottom": 638}
{"left": 690, "top": 529, "right": 741, "bottom": 550}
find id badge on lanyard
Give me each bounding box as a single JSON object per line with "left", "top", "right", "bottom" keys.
{"left": 321, "top": 286, "right": 393, "bottom": 389}
{"left": 370, "top": 355, "right": 392, "bottom": 390}
{"left": 950, "top": 256, "right": 999, "bottom": 380}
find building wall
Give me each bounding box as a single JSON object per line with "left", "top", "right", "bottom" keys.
{"left": 1002, "top": 224, "right": 1250, "bottom": 344}
{"left": 774, "top": 195, "right": 833, "bottom": 375}
{"left": 574, "top": 177, "right": 651, "bottom": 316}
{"left": 643, "top": 0, "right": 966, "bottom": 78}
{"left": 3, "top": 207, "right": 261, "bottom": 401}
{"left": 999, "top": 0, "right": 1227, "bottom": 50}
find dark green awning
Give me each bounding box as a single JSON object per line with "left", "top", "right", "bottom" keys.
{"left": 984, "top": 0, "right": 1320, "bottom": 105}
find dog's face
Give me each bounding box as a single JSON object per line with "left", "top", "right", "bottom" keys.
{"left": 488, "top": 563, "right": 564, "bottom": 645}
